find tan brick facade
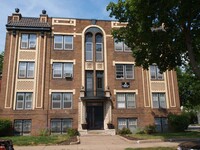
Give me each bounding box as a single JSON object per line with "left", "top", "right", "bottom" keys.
{"left": 0, "top": 10, "right": 181, "bottom": 135}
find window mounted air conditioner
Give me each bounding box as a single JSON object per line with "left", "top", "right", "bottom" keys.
{"left": 64, "top": 73, "right": 72, "bottom": 78}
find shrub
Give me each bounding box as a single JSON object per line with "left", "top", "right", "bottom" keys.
{"left": 39, "top": 128, "right": 50, "bottom": 136}
{"left": 118, "top": 127, "right": 132, "bottom": 135}
{"left": 168, "top": 112, "right": 190, "bottom": 132}
{"left": 0, "top": 118, "right": 12, "bottom": 136}
{"left": 67, "top": 128, "right": 79, "bottom": 137}
{"left": 144, "top": 124, "right": 156, "bottom": 134}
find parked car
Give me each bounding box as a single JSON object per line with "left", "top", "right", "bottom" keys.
{"left": 0, "top": 140, "right": 14, "bottom": 150}
{"left": 177, "top": 140, "right": 200, "bottom": 150}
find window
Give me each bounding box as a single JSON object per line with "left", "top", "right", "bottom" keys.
{"left": 16, "top": 93, "right": 33, "bottom": 110}
{"left": 85, "top": 33, "right": 93, "bottom": 61}
{"left": 95, "top": 34, "right": 103, "bottom": 61}
{"left": 21, "top": 34, "right": 36, "bottom": 49}
{"left": 116, "top": 64, "right": 134, "bottom": 79}
{"left": 51, "top": 119, "right": 72, "bottom": 134}
{"left": 54, "top": 35, "right": 73, "bottom": 50}
{"left": 152, "top": 93, "right": 166, "bottom": 108}
{"left": 150, "top": 65, "right": 164, "bottom": 80}
{"left": 118, "top": 118, "right": 137, "bottom": 133}
{"left": 53, "top": 62, "right": 73, "bottom": 78}
{"left": 18, "top": 62, "right": 35, "bottom": 78}
{"left": 114, "top": 39, "right": 131, "bottom": 52}
{"left": 14, "top": 120, "right": 31, "bottom": 135}
{"left": 52, "top": 93, "right": 72, "bottom": 109}
{"left": 155, "top": 118, "right": 168, "bottom": 132}
{"left": 117, "top": 93, "right": 136, "bottom": 108}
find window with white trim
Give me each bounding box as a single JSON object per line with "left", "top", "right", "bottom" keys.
{"left": 18, "top": 62, "right": 35, "bottom": 78}
{"left": 16, "top": 92, "right": 33, "bottom": 110}
{"left": 14, "top": 120, "right": 32, "bottom": 135}
{"left": 85, "top": 33, "right": 93, "bottom": 61}
{"left": 152, "top": 93, "right": 166, "bottom": 108}
{"left": 114, "top": 39, "right": 131, "bottom": 52}
{"left": 21, "top": 34, "right": 36, "bottom": 49}
{"left": 52, "top": 62, "right": 73, "bottom": 78}
{"left": 154, "top": 117, "right": 168, "bottom": 132}
{"left": 51, "top": 118, "right": 72, "bottom": 134}
{"left": 52, "top": 93, "right": 72, "bottom": 109}
{"left": 150, "top": 65, "right": 164, "bottom": 80}
{"left": 117, "top": 93, "right": 136, "bottom": 108}
{"left": 95, "top": 33, "right": 103, "bottom": 61}
{"left": 116, "top": 64, "right": 134, "bottom": 79}
{"left": 54, "top": 35, "right": 73, "bottom": 50}
{"left": 118, "top": 118, "right": 137, "bottom": 133}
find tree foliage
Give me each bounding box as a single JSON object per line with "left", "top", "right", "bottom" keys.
{"left": 0, "top": 51, "right": 4, "bottom": 74}
{"left": 107, "top": 0, "right": 200, "bottom": 79}
{"left": 177, "top": 66, "right": 200, "bottom": 109}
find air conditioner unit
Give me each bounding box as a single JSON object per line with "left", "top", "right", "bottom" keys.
{"left": 64, "top": 73, "right": 72, "bottom": 78}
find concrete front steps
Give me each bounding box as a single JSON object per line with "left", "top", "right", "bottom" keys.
{"left": 79, "top": 129, "right": 116, "bottom": 136}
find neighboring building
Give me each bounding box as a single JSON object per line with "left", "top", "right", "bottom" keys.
{"left": 0, "top": 9, "right": 181, "bottom": 135}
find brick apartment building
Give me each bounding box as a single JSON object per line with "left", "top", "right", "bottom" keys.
{"left": 0, "top": 9, "right": 180, "bottom": 135}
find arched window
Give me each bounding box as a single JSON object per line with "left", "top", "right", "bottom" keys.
{"left": 85, "top": 32, "right": 93, "bottom": 61}
{"left": 95, "top": 33, "right": 103, "bottom": 61}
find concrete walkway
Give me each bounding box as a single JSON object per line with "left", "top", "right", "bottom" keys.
{"left": 14, "top": 135, "right": 180, "bottom": 150}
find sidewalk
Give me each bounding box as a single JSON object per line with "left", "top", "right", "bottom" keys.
{"left": 14, "top": 135, "right": 180, "bottom": 150}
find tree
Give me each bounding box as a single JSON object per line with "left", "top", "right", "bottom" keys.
{"left": 107, "top": 0, "right": 200, "bottom": 79}
{"left": 0, "top": 51, "right": 4, "bottom": 74}
{"left": 177, "top": 66, "right": 200, "bottom": 109}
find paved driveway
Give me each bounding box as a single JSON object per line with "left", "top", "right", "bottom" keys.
{"left": 14, "top": 135, "right": 180, "bottom": 150}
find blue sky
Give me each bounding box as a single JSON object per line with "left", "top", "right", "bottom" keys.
{"left": 0, "top": 0, "right": 118, "bottom": 53}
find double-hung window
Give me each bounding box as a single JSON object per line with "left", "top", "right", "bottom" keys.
{"left": 116, "top": 64, "right": 134, "bottom": 79}
{"left": 16, "top": 92, "right": 33, "bottom": 110}
{"left": 51, "top": 118, "right": 72, "bottom": 134}
{"left": 152, "top": 93, "right": 166, "bottom": 108}
{"left": 118, "top": 118, "right": 137, "bottom": 133}
{"left": 21, "top": 34, "right": 36, "bottom": 49}
{"left": 52, "top": 93, "right": 72, "bottom": 109}
{"left": 95, "top": 34, "right": 103, "bottom": 61}
{"left": 54, "top": 35, "right": 73, "bottom": 50}
{"left": 150, "top": 65, "right": 164, "bottom": 80}
{"left": 53, "top": 62, "right": 73, "bottom": 78}
{"left": 114, "top": 39, "right": 131, "bottom": 52}
{"left": 117, "top": 93, "right": 136, "bottom": 108}
{"left": 18, "top": 62, "right": 35, "bottom": 78}
{"left": 14, "top": 120, "right": 32, "bottom": 135}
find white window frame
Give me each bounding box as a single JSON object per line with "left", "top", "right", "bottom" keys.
{"left": 18, "top": 62, "right": 35, "bottom": 79}
{"left": 150, "top": 65, "right": 164, "bottom": 80}
{"left": 96, "top": 43, "right": 103, "bottom": 61}
{"left": 152, "top": 93, "right": 166, "bottom": 108}
{"left": 85, "top": 42, "right": 93, "bottom": 61}
{"left": 116, "top": 64, "right": 134, "bottom": 79}
{"left": 54, "top": 35, "right": 73, "bottom": 50}
{"left": 117, "top": 93, "right": 136, "bottom": 109}
{"left": 114, "top": 39, "right": 131, "bottom": 52}
{"left": 16, "top": 93, "right": 33, "bottom": 110}
{"left": 53, "top": 62, "right": 73, "bottom": 78}
{"left": 21, "top": 34, "right": 36, "bottom": 49}
{"left": 52, "top": 93, "right": 72, "bottom": 109}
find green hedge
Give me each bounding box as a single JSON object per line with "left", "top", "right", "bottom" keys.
{"left": 0, "top": 118, "right": 12, "bottom": 136}
{"left": 168, "top": 113, "right": 190, "bottom": 132}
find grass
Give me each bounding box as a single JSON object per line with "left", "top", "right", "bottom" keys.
{"left": 0, "top": 134, "right": 71, "bottom": 146}
{"left": 127, "top": 131, "right": 200, "bottom": 140}
{"left": 125, "top": 147, "right": 176, "bottom": 150}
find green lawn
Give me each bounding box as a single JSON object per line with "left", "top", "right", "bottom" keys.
{"left": 127, "top": 131, "right": 200, "bottom": 140}
{"left": 0, "top": 135, "right": 71, "bottom": 146}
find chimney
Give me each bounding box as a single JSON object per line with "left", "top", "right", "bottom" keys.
{"left": 12, "top": 8, "right": 22, "bottom": 22}
{"left": 40, "top": 9, "right": 48, "bottom": 23}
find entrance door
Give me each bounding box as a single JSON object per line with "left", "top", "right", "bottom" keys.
{"left": 86, "top": 102, "right": 104, "bottom": 130}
